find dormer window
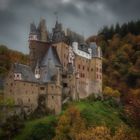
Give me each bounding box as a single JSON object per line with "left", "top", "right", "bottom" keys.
{"left": 14, "top": 73, "right": 22, "bottom": 80}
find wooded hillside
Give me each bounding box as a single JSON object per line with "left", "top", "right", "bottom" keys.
{"left": 0, "top": 45, "right": 29, "bottom": 77}
{"left": 87, "top": 20, "right": 140, "bottom": 128}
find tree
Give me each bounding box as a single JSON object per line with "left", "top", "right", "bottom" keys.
{"left": 103, "top": 86, "right": 120, "bottom": 99}
{"left": 53, "top": 106, "right": 85, "bottom": 140}
{"left": 125, "top": 89, "right": 140, "bottom": 128}
{"left": 0, "top": 115, "right": 24, "bottom": 139}
{"left": 27, "top": 122, "right": 56, "bottom": 140}
{"left": 76, "top": 126, "right": 112, "bottom": 140}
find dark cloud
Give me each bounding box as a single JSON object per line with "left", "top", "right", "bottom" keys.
{"left": 0, "top": 0, "right": 140, "bottom": 53}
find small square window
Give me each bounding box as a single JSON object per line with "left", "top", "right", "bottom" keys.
{"left": 40, "top": 87, "right": 45, "bottom": 90}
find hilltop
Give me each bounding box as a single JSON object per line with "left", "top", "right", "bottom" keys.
{"left": 0, "top": 20, "right": 140, "bottom": 140}
{"left": 13, "top": 99, "right": 138, "bottom": 140}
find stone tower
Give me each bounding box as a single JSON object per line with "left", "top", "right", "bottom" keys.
{"left": 29, "top": 22, "right": 38, "bottom": 41}
{"left": 38, "top": 18, "right": 48, "bottom": 42}
{"left": 28, "top": 19, "right": 49, "bottom": 71}
{"left": 89, "top": 42, "right": 102, "bottom": 96}
{"left": 52, "top": 20, "right": 65, "bottom": 43}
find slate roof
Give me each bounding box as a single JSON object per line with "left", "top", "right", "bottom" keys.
{"left": 30, "top": 22, "right": 37, "bottom": 34}
{"left": 41, "top": 46, "right": 61, "bottom": 67}
{"left": 78, "top": 43, "right": 90, "bottom": 53}
{"left": 39, "top": 46, "right": 62, "bottom": 83}
{"left": 13, "top": 63, "right": 38, "bottom": 82}
{"left": 39, "top": 62, "right": 57, "bottom": 83}
{"left": 89, "top": 42, "right": 98, "bottom": 57}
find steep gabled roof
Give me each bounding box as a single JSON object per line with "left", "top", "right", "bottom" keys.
{"left": 41, "top": 46, "right": 61, "bottom": 67}
{"left": 39, "top": 46, "right": 62, "bottom": 83}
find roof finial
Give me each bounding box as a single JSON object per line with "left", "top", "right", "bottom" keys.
{"left": 54, "top": 11, "right": 58, "bottom": 22}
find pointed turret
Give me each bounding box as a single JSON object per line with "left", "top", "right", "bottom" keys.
{"left": 52, "top": 20, "right": 65, "bottom": 43}
{"left": 29, "top": 22, "right": 38, "bottom": 41}
{"left": 38, "top": 18, "right": 48, "bottom": 42}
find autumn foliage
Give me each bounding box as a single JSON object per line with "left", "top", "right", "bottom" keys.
{"left": 0, "top": 45, "right": 28, "bottom": 77}
{"left": 53, "top": 106, "right": 85, "bottom": 140}
{"left": 53, "top": 106, "right": 139, "bottom": 140}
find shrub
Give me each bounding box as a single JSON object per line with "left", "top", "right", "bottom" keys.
{"left": 103, "top": 86, "right": 120, "bottom": 99}
{"left": 27, "top": 122, "right": 56, "bottom": 140}
{"left": 0, "top": 115, "right": 24, "bottom": 139}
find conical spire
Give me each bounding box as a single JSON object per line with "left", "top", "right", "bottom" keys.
{"left": 30, "top": 22, "right": 37, "bottom": 33}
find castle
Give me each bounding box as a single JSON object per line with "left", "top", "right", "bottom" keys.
{"left": 4, "top": 19, "right": 102, "bottom": 114}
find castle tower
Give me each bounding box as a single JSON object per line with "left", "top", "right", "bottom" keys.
{"left": 29, "top": 22, "right": 38, "bottom": 41}
{"left": 29, "top": 40, "right": 50, "bottom": 71}
{"left": 39, "top": 46, "right": 62, "bottom": 114}
{"left": 38, "top": 18, "right": 48, "bottom": 42}
{"left": 28, "top": 19, "right": 50, "bottom": 71}
{"left": 89, "top": 42, "right": 102, "bottom": 96}
{"left": 52, "top": 20, "right": 65, "bottom": 43}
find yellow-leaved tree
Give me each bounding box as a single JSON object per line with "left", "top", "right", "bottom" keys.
{"left": 53, "top": 106, "right": 85, "bottom": 140}
{"left": 103, "top": 86, "right": 120, "bottom": 98}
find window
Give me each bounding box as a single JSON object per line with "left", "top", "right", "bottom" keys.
{"left": 96, "top": 74, "right": 98, "bottom": 79}
{"left": 11, "top": 83, "right": 13, "bottom": 86}
{"left": 63, "top": 83, "right": 68, "bottom": 87}
{"left": 28, "top": 98, "right": 30, "bottom": 102}
{"left": 91, "top": 68, "right": 93, "bottom": 71}
{"left": 78, "top": 64, "right": 80, "bottom": 69}
{"left": 52, "top": 96, "right": 54, "bottom": 99}
{"left": 83, "top": 74, "right": 85, "bottom": 78}
{"left": 62, "top": 74, "right": 67, "bottom": 78}
{"left": 83, "top": 66, "right": 85, "bottom": 70}
{"left": 40, "top": 87, "right": 45, "bottom": 90}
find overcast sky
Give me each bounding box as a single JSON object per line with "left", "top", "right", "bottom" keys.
{"left": 0, "top": 0, "right": 140, "bottom": 53}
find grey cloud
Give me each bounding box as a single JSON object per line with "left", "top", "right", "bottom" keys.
{"left": 0, "top": 0, "right": 140, "bottom": 53}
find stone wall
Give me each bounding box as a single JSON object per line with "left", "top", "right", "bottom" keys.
{"left": 4, "top": 72, "right": 39, "bottom": 111}
{"left": 46, "top": 83, "right": 62, "bottom": 114}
